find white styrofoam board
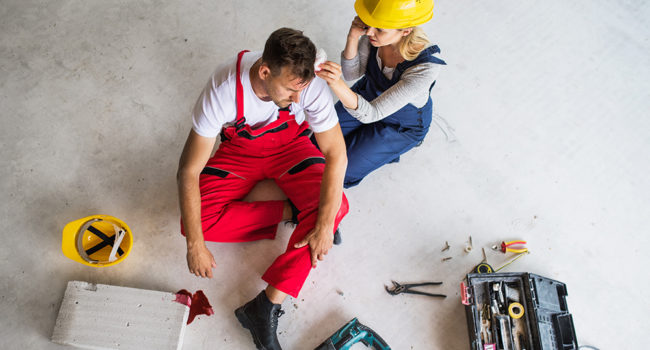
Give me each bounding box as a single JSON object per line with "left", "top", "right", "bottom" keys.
{"left": 51, "top": 281, "right": 189, "bottom": 350}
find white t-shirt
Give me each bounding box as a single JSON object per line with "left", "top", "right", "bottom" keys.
{"left": 192, "top": 51, "right": 338, "bottom": 138}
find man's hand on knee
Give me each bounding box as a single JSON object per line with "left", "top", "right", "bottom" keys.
{"left": 186, "top": 244, "right": 217, "bottom": 278}
{"left": 294, "top": 225, "right": 334, "bottom": 267}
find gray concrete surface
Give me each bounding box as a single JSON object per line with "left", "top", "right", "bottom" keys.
{"left": 1, "top": 0, "right": 648, "bottom": 349}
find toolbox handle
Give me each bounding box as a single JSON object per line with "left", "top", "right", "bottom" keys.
{"left": 460, "top": 282, "right": 471, "bottom": 305}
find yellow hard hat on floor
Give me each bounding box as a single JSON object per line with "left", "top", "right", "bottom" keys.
{"left": 62, "top": 215, "right": 133, "bottom": 267}
{"left": 355, "top": 0, "right": 434, "bottom": 29}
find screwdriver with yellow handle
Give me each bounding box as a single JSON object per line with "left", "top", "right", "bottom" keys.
{"left": 492, "top": 240, "right": 528, "bottom": 254}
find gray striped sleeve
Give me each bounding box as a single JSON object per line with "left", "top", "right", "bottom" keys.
{"left": 340, "top": 36, "right": 371, "bottom": 81}
{"left": 347, "top": 62, "right": 441, "bottom": 124}
{"left": 340, "top": 37, "right": 443, "bottom": 124}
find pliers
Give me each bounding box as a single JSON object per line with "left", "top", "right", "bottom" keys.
{"left": 492, "top": 240, "right": 528, "bottom": 254}
{"left": 385, "top": 281, "right": 446, "bottom": 298}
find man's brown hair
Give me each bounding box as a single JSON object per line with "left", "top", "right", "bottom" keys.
{"left": 262, "top": 28, "right": 316, "bottom": 84}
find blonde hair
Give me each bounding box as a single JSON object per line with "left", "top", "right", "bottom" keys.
{"left": 399, "top": 27, "right": 431, "bottom": 61}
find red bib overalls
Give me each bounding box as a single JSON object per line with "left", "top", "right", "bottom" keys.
{"left": 183, "top": 50, "right": 349, "bottom": 298}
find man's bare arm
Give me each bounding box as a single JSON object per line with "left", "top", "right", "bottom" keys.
{"left": 177, "top": 129, "right": 217, "bottom": 278}
{"left": 294, "top": 124, "right": 347, "bottom": 266}
{"left": 313, "top": 124, "right": 347, "bottom": 230}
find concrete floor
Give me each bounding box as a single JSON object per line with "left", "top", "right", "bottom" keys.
{"left": 1, "top": 0, "right": 648, "bottom": 349}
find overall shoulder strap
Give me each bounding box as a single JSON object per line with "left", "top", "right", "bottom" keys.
{"left": 393, "top": 45, "right": 446, "bottom": 82}
{"left": 234, "top": 50, "right": 249, "bottom": 130}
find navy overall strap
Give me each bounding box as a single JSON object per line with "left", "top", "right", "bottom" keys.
{"left": 394, "top": 45, "right": 446, "bottom": 79}
{"left": 369, "top": 45, "right": 446, "bottom": 92}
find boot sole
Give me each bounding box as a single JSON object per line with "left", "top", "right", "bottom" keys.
{"left": 234, "top": 307, "right": 266, "bottom": 350}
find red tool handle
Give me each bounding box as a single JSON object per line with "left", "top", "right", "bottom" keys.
{"left": 501, "top": 240, "right": 527, "bottom": 252}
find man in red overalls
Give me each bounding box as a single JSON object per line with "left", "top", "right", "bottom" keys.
{"left": 177, "top": 28, "right": 349, "bottom": 349}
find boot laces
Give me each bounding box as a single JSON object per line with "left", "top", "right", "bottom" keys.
{"left": 270, "top": 308, "right": 285, "bottom": 329}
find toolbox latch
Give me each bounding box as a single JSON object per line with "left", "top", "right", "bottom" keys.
{"left": 460, "top": 282, "right": 471, "bottom": 305}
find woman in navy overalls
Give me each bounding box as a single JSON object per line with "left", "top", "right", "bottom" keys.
{"left": 317, "top": 0, "right": 446, "bottom": 188}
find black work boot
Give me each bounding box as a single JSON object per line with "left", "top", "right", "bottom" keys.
{"left": 286, "top": 198, "right": 300, "bottom": 225}
{"left": 333, "top": 228, "right": 342, "bottom": 245}
{"left": 235, "top": 291, "right": 285, "bottom": 350}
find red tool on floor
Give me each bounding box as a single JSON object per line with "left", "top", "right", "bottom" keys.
{"left": 492, "top": 240, "right": 528, "bottom": 254}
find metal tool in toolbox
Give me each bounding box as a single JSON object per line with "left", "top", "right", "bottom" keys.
{"left": 315, "top": 318, "right": 390, "bottom": 350}
{"left": 385, "top": 281, "right": 446, "bottom": 298}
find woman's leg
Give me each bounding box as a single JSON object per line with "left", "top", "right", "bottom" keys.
{"left": 344, "top": 122, "right": 424, "bottom": 188}
{"left": 336, "top": 101, "right": 363, "bottom": 138}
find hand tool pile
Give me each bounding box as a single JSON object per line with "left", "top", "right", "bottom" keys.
{"left": 469, "top": 241, "right": 531, "bottom": 349}
{"left": 476, "top": 280, "right": 529, "bottom": 350}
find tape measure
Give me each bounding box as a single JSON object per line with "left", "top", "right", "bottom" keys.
{"left": 474, "top": 263, "right": 493, "bottom": 274}
{"left": 508, "top": 302, "right": 524, "bottom": 319}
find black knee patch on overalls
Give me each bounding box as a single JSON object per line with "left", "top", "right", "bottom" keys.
{"left": 201, "top": 167, "right": 230, "bottom": 178}
{"left": 288, "top": 157, "right": 325, "bottom": 175}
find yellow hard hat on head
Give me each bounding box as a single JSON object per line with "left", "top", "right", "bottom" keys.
{"left": 62, "top": 215, "right": 133, "bottom": 267}
{"left": 355, "top": 0, "right": 434, "bottom": 29}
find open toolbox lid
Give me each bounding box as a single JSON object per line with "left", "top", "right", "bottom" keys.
{"left": 461, "top": 272, "right": 578, "bottom": 350}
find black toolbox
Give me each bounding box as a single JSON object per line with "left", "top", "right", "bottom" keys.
{"left": 461, "top": 273, "right": 578, "bottom": 350}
